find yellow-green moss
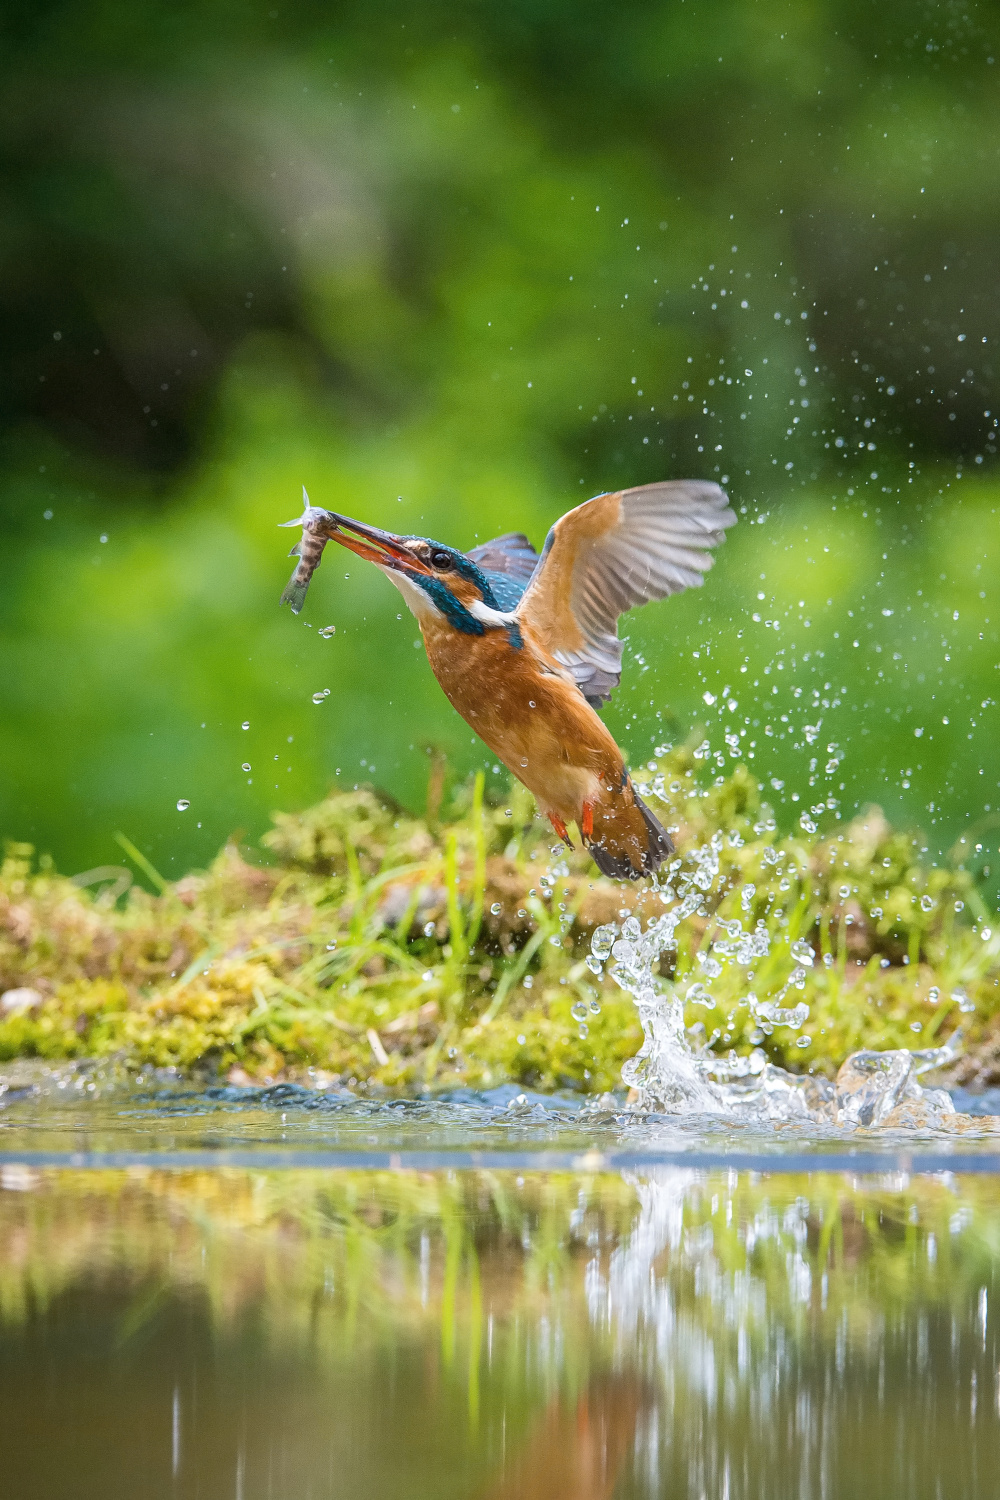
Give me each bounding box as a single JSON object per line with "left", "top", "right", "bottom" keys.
{"left": 1, "top": 747, "right": 997, "bottom": 1091}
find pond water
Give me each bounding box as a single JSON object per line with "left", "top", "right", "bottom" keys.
{"left": 3, "top": 1075, "right": 1000, "bottom": 1498}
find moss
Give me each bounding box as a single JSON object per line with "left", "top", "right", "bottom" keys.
{"left": 0, "top": 747, "right": 997, "bottom": 1091}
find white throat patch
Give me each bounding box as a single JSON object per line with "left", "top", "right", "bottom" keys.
{"left": 468, "top": 599, "right": 516, "bottom": 627}
{"left": 378, "top": 565, "right": 443, "bottom": 622}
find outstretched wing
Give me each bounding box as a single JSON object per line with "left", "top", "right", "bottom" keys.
{"left": 466, "top": 531, "right": 538, "bottom": 580}
{"left": 515, "top": 481, "right": 735, "bottom": 706}
{"left": 467, "top": 531, "right": 539, "bottom": 612}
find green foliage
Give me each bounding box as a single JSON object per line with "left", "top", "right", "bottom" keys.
{"left": 0, "top": 1, "right": 999, "bottom": 884}
{"left": 1, "top": 754, "right": 997, "bottom": 1090}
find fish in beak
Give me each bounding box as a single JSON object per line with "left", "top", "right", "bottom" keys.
{"left": 279, "top": 490, "right": 430, "bottom": 614}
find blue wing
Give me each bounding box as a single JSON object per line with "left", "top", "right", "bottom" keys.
{"left": 466, "top": 532, "right": 539, "bottom": 611}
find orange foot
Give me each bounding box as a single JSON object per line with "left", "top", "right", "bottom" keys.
{"left": 548, "top": 812, "right": 573, "bottom": 847}
{"left": 580, "top": 801, "right": 594, "bottom": 840}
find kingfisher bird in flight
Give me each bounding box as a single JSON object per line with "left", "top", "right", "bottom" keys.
{"left": 280, "top": 481, "right": 735, "bottom": 880}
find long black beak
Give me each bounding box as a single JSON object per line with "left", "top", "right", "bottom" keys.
{"left": 320, "top": 512, "right": 431, "bottom": 573}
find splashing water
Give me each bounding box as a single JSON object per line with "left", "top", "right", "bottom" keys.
{"left": 588, "top": 830, "right": 960, "bottom": 1129}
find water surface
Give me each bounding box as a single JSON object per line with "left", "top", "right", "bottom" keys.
{"left": 3, "top": 1076, "right": 1000, "bottom": 1498}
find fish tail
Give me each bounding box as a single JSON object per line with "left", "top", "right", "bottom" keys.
{"left": 280, "top": 572, "right": 309, "bottom": 614}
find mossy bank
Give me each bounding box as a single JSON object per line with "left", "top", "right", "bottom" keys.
{"left": 1, "top": 747, "right": 998, "bottom": 1095}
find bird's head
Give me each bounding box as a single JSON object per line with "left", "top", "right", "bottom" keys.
{"left": 323, "top": 512, "right": 505, "bottom": 633}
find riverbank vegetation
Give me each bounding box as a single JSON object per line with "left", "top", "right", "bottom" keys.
{"left": 1, "top": 747, "right": 997, "bottom": 1094}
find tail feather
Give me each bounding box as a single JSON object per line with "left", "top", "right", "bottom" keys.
{"left": 634, "top": 787, "right": 674, "bottom": 867}
{"left": 586, "top": 782, "right": 673, "bottom": 881}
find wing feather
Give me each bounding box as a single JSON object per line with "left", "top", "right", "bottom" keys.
{"left": 465, "top": 531, "right": 540, "bottom": 611}
{"left": 516, "top": 480, "right": 735, "bottom": 705}
{"left": 466, "top": 531, "right": 539, "bottom": 582}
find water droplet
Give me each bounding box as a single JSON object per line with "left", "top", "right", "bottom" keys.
{"left": 517, "top": 1034, "right": 526, "bottom": 1045}
{"left": 241, "top": 721, "right": 250, "bottom": 730}
{"left": 312, "top": 692, "right": 327, "bottom": 704}
{"left": 790, "top": 939, "right": 814, "bottom": 966}
{"left": 242, "top": 763, "right": 251, "bottom": 772}
{"left": 591, "top": 925, "right": 616, "bottom": 960}
{"left": 528, "top": 700, "right": 536, "bottom": 708}
{"left": 685, "top": 982, "right": 715, "bottom": 1008}
{"left": 423, "top": 921, "right": 436, "bottom": 937}
{"left": 578, "top": 1023, "right": 589, "bottom": 1039}
{"left": 571, "top": 1001, "right": 588, "bottom": 1022}
{"left": 176, "top": 799, "right": 190, "bottom": 811}
{"left": 422, "top": 969, "right": 434, "bottom": 982}
{"left": 490, "top": 902, "right": 502, "bottom": 915}
{"left": 519, "top": 758, "right": 528, "bottom": 767}
{"left": 319, "top": 625, "right": 336, "bottom": 638}
{"left": 920, "top": 894, "right": 935, "bottom": 912}
{"left": 589, "top": 999, "right": 601, "bottom": 1014}
{"left": 326, "top": 941, "right": 337, "bottom": 951}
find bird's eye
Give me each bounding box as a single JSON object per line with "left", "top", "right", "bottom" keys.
{"left": 430, "top": 550, "right": 453, "bottom": 571}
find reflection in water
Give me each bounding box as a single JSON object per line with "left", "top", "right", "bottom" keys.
{"left": 479, "top": 1377, "right": 646, "bottom": 1500}
{"left": 0, "top": 1166, "right": 998, "bottom": 1497}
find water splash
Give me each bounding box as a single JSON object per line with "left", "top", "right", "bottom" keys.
{"left": 588, "top": 832, "right": 959, "bottom": 1129}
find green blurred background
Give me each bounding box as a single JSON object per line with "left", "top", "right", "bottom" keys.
{"left": 1, "top": 0, "right": 998, "bottom": 887}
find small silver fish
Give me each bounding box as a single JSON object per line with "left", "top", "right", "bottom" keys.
{"left": 279, "top": 489, "right": 341, "bottom": 614}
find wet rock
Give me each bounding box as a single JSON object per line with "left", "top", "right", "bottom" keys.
{"left": 933, "top": 1110, "right": 1000, "bottom": 1134}
{"left": 879, "top": 1091, "right": 957, "bottom": 1130}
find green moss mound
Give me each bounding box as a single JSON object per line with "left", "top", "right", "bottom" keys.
{"left": 1, "top": 749, "right": 998, "bottom": 1093}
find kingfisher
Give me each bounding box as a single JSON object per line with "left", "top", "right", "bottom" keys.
{"left": 280, "top": 481, "right": 735, "bottom": 879}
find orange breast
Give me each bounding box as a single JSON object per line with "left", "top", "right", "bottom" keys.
{"left": 420, "top": 620, "right": 624, "bottom": 821}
